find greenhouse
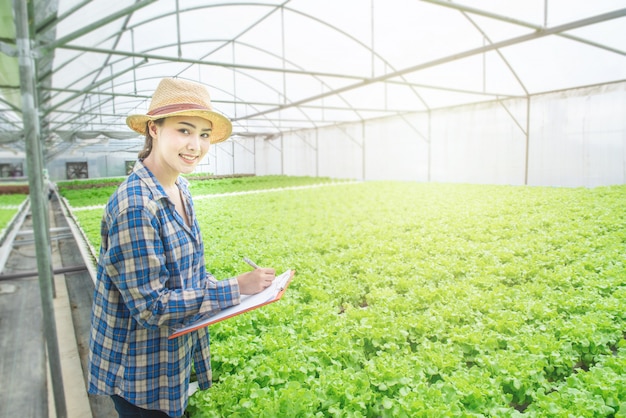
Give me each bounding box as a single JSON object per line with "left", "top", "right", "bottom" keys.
{"left": 0, "top": 0, "right": 625, "bottom": 417}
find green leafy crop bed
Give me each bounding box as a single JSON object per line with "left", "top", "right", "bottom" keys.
{"left": 59, "top": 175, "right": 339, "bottom": 208}
{"left": 69, "top": 180, "right": 626, "bottom": 417}
{"left": 0, "top": 194, "right": 27, "bottom": 232}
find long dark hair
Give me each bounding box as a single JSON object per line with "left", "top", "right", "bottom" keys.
{"left": 137, "top": 119, "right": 164, "bottom": 159}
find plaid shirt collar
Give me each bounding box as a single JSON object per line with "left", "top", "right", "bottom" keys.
{"left": 133, "top": 159, "right": 190, "bottom": 200}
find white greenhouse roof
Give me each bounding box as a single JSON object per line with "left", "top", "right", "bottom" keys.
{"left": 1, "top": 0, "right": 625, "bottom": 153}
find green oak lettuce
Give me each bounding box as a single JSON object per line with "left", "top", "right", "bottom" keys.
{"left": 69, "top": 179, "right": 626, "bottom": 417}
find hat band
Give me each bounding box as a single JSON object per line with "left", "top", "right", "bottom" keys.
{"left": 147, "top": 103, "right": 210, "bottom": 117}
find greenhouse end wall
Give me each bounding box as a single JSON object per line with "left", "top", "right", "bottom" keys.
{"left": 227, "top": 82, "right": 625, "bottom": 187}
{"left": 42, "top": 82, "right": 622, "bottom": 187}
{"left": 527, "top": 83, "right": 626, "bottom": 187}
{"left": 46, "top": 152, "right": 136, "bottom": 180}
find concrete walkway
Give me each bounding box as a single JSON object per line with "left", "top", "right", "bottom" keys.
{"left": 0, "top": 195, "right": 115, "bottom": 417}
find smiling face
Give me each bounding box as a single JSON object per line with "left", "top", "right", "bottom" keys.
{"left": 143, "top": 116, "right": 212, "bottom": 185}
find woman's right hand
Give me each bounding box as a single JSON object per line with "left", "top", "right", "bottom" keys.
{"left": 236, "top": 268, "right": 275, "bottom": 294}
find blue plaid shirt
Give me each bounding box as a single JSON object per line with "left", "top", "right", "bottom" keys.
{"left": 88, "top": 161, "right": 240, "bottom": 417}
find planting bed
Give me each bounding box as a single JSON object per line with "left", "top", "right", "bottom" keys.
{"left": 0, "top": 194, "right": 27, "bottom": 234}
{"left": 63, "top": 178, "right": 626, "bottom": 417}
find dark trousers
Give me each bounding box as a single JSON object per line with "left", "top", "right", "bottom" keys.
{"left": 111, "top": 395, "right": 175, "bottom": 418}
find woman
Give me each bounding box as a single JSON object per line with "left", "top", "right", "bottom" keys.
{"left": 88, "top": 78, "right": 275, "bottom": 418}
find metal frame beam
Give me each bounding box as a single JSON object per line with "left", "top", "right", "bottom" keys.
{"left": 239, "top": 8, "right": 626, "bottom": 120}
{"left": 422, "top": 0, "right": 626, "bottom": 56}
{"left": 37, "top": 0, "right": 158, "bottom": 54}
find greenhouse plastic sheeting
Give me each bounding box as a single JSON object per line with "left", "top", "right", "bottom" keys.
{"left": 1, "top": 0, "right": 625, "bottom": 186}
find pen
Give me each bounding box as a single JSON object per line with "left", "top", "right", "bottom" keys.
{"left": 243, "top": 256, "right": 260, "bottom": 269}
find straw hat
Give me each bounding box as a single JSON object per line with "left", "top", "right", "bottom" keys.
{"left": 126, "top": 78, "right": 232, "bottom": 144}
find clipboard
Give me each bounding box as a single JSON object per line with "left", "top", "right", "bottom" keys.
{"left": 169, "top": 269, "right": 294, "bottom": 338}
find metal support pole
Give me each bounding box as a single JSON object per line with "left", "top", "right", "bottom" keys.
{"left": 524, "top": 96, "right": 531, "bottom": 185}
{"left": 280, "top": 134, "right": 284, "bottom": 175}
{"left": 428, "top": 110, "right": 432, "bottom": 182}
{"left": 361, "top": 121, "right": 366, "bottom": 180}
{"left": 253, "top": 136, "right": 257, "bottom": 174}
{"left": 14, "top": 0, "right": 67, "bottom": 417}
{"left": 315, "top": 128, "right": 319, "bottom": 178}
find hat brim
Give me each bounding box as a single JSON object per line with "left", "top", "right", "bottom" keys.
{"left": 126, "top": 109, "right": 233, "bottom": 144}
